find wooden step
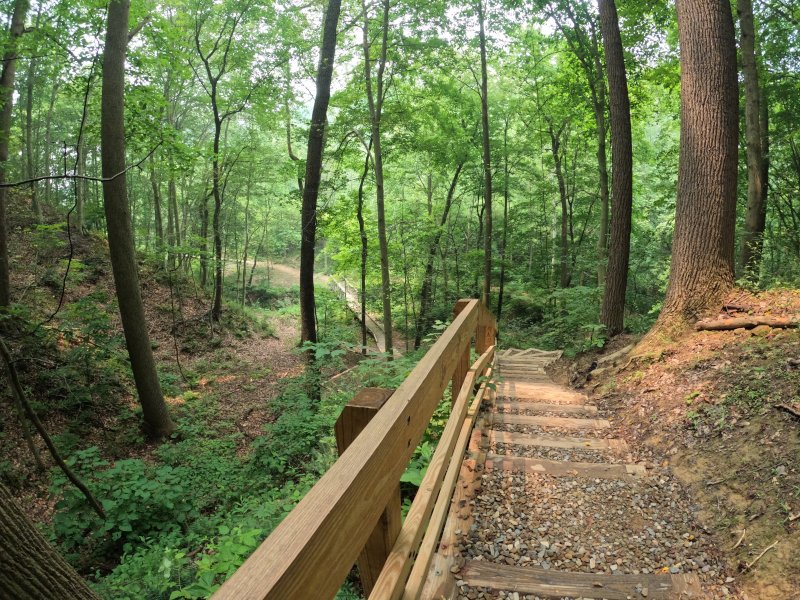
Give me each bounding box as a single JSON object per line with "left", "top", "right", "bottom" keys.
{"left": 482, "top": 453, "right": 647, "bottom": 479}
{"left": 494, "top": 400, "right": 598, "bottom": 415}
{"left": 493, "top": 413, "right": 610, "bottom": 430}
{"left": 495, "top": 382, "right": 587, "bottom": 404}
{"left": 456, "top": 560, "right": 701, "bottom": 600}
{"left": 490, "top": 430, "right": 628, "bottom": 453}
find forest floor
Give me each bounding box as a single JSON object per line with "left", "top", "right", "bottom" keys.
{"left": 548, "top": 289, "right": 800, "bottom": 599}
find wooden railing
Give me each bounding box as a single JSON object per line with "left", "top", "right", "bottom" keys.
{"left": 214, "top": 299, "right": 497, "bottom": 600}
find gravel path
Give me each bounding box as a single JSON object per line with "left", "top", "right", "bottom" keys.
{"left": 493, "top": 422, "right": 618, "bottom": 439}
{"left": 458, "top": 469, "right": 725, "bottom": 583}
{"left": 491, "top": 441, "right": 620, "bottom": 464}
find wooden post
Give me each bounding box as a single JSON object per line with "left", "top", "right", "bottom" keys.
{"left": 475, "top": 306, "right": 496, "bottom": 354}
{"left": 334, "top": 388, "right": 401, "bottom": 597}
{"left": 452, "top": 300, "right": 472, "bottom": 400}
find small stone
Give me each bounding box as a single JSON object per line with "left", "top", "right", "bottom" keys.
{"left": 641, "top": 587, "right": 649, "bottom": 597}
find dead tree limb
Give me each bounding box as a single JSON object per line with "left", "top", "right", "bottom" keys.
{"left": 695, "top": 316, "right": 799, "bottom": 331}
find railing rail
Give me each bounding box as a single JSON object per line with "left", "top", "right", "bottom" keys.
{"left": 214, "top": 299, "right": 497, "bottom": 600}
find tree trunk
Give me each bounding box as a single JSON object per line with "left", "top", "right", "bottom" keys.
{"left": 550, "top": 124, "right": 570, "bottom": 289}
{"left": 362, "top": 0, "right": 393, "bottom": 357}
{"left": 0, "top": 482, "right": 99, "bottom": 599}
{"left": 149, "top": 158, "right": 164, "bottom": 253}
{"left": 592, "top": 37, "right": 610, "bottom": 287}
{"left": 737, "top": 0, "right": 767, "bottom": 280}
{"left": 0, "top": 0, "right": 28, "bottom": 308}
{"left": 75, "top": 136, "right": 88, "bottom": 233}
{"left": 211, "top": 121, "right": 223, "bottom": 321}
{"left": 415, "top": 161, "right": 464, "bottom": 348}
{"left": 24, "top": 11, "right": 41, "bottom": 223}
{"left": 598, "top": 0, "right": 633, "bottom": 337}
{"left": 101, "top": 0, "right": 174, "bottom": 438}
{"left": 357, "top": 139, "right": 372, "bottom": 354}
{"left": 200, "top": 192, "right": 209, "bottom": 287}
{"left": 300, "top": 0, "right": 342, "bottom": 348}
{"left": 478, "top": 0, "right": 492, "bottom": 307}
{"left": 497, "top": 118, "right": 510, "bottom": 324}
{"left": 654, "top": 0, "right": 738, "bottom": 330}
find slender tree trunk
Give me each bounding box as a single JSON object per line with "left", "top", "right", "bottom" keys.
{"left": 300, "top": 0, "right": 342, "bottom": 349}
{"left": 478, "top": 0, "right": 492, "bottom": 307}
{"left": 149, "top": 159, "right": 164, "bottom": 253}
{"left": 362, "top": 0, "right": 393, "bottom": 357}
{"left": 75, "top": 136, "right": 87, "bottom": 233}
{"left": 497, "top": 119, "right": 510, "bottom": 324}
{"left": 24, "top": 11, "right": 41, "bottom": 222}
{"left": 550, "top": 124, "right": 570, "bottom": 288}
{"left": 654, "top": 0, "right": 738, "bottom": 331}
{"left": 200, "top": 192, "right": 209, "bottom": 287}
{"left": 356, "top": 139, "right": 372, "bottom": 354}
{"left": 0, "top": 482, "right": 99, "bottom": 599}
{"left": 241, "top": 177, "right": 251, "bottom": 307}
{"left": 415, "top": 161, "right": 464, "bottom": 348}
{"left": 737, "top": 0, "right": 767, "bottom": 280}
{"left": 593, "top": 47, "right": 609, "bottom": 287}
{"left": 211, "top": 122, "right": 223, "bottom": 321}
{"left": 0, "top": 0, "right": 28, "bottom": 308}
{"left": 598, "top": 0, "right": 633, "bottom": 337}
{"left": 43, "top": 81, "right": 59, "bottom": 207}
{"left": 101, "top": 0, "right": 174, "bottom": 438}
{"left": 248, "top": 215, "right": 267, "bottom": 289}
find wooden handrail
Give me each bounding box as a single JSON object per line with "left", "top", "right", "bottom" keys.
{"left": 213, "top": 299, "right": 497, "bottom": 600}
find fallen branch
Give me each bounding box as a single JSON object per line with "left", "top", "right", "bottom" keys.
{"left": 695, "top": 316, "right": 799, "bottom": 331}
{"left": 742, "top": 540, "right": 778, "bottom": 572}
{"left": 0, "top": 336, "right": 105, "bottom": 519}
{"left": 776, "top": 404, "right": 800, "bottom": 420}
{"left": 731, "top": 529, "right": 746, "bottom": 550}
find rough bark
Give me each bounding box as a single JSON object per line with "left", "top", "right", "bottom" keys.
{"left": 101, "top": 0, "right": 175, "bottom": 438}
{"left": 149, "top": 158, "right": 164, "bottom": 251}
{"left": 478, "top": 0, "right": 492, "bottom": 307}
{"left": 655, "top": 0, "right": 738, "bottom": 330}
{"left": 695, "top": 316, "right": 798, "bottom": 330}
{"left": 0, "top": 482, "right": 100, "bottom": 599}
{"left": 300, "top": 0, "right": 342, "bottom": 347}
{"left": 0, "top": 0, "right": 28, "bottom": 307}
{"left": 738, "top": 0, "right": 767, "bottom": 279}
{"left": 24, "top": 10, "right": 41, "bottom": 222}
{"left": 362, "top": 0, "right": 393, "bottom": 357}
{"left": 549, "top": 123, "right": 570, "bottom": 289}
{"left": 497, "top": 119, "right": 509, "bottom": 324}
{"left": 598, "top": 0, "right": 633, "bottom": 337}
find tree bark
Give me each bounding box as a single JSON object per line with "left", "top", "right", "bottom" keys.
{"left": 362, "top": 0, "right": 393, "bottom": 357}
{"left": 101, "top": 0, "right": 174, "bottom": 438}
{"left": 300, "top": 0, "right": 342, "bottom": 347}
{"left": 478, "top": 0, "right": 492, "bottom": 307}
{"left": 737, "top": 0, "right": 767, "bottom": 280}
{"left": 149, "top": 158, "right": 164, "bottom": 253}
{"left": 356, "top": 138, "right": 372, "bottom": 354}
{"left": 598, "top": 0, "right": 633, "bottom": 337}
{"left": 0, "top": 0, "right": 28, "bottom": 308}
{"left": 549, "top": 123, "right": 570, "bottom": 289}
{"left": 415, "top": 161, "right": 464, "bottom": 348}
{"left": 0, "top": 482, "right": 100, "bottom": 599}
{"left": 24, "top": 9, "right": 41, "bottom": 223}
{"left": 497, "top": 118, "right": 510, "bottom": 324}
{"left": 655, "top": 0, "right": 738, "bottom": 330}
{"left": 695, "top": 316, "right": 798, "bottom": 331}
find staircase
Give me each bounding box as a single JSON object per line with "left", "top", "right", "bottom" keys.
{"left": 421, "top": 348, "right": 705, "bottom": 600}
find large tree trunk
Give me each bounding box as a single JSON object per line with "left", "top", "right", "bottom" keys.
{"left": 101, "top": 0, "right": 175, "bottom": 438}
{"left": 737, "top": 0, "right": 767, "bottom": 280}
{"left": 598, "top": 0, "right": 633, "bottom": 337}
{"left": 362, "top": 0, "right": 393, "bottom": 357}
{"left": 0, "top": 0, "right": 28, "bottom": 308}
{"left": 654, "top": 0, "right": 738, "bottom": 330}
{"left": 300, "top": 0, "right": 342, "bottom": 348}
{"left": 415, "top": 161, "right": 464, "bottom": 348}
{"left": 592, "top": 52, "right": 609, "bottom": 287}
{"left": 478, "top": 0, "right": 492, "bottom": 307}
{"left": 0, "top": 482, "right": 99, "bottom": 599}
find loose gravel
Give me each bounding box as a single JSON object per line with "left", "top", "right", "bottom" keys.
{"left": 457, "top": 469, "right": 725, "bottom": 584}
{"left": 491, "top": 441, "right": 620, "bottom": 464}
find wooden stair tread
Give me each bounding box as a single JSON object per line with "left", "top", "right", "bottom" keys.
{"left": 494, "top": 400, "right": 598, "bottom": 415}
{"left": 490, "top": 430, "right": 628, "bottom": 453}
{"left": 494, "top": 413, "right": 610, "bottom": 430}
{"left": 482, "top": 453, "right": 647, "bottom": 478}
{"left": 457, "top": 560, "right": 702, "bottom": 600}
{"left": 496, "top": 382, "right": 587, "bottom": 404}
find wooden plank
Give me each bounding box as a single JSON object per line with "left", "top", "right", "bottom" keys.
{"left": 368, "top": 350, "right": 494, "bottom": 600}
{"left": 490, "top": 430, "right": 628, "bottom": 453}
{"left": 493, "top": 413, "right": 610, "bottom": 430}
{"left": 335, "top": 389, "right": 401, "bottom": 596}
{"left": 213, "top": 300, "right": 482, "bottom": 600}
{"left": 482, "top": 453, "right": 647, "bottom": 479}
{"left": 451, "top": 300, "right": 472, "bottom": 399}
{"left": 495, "top": 382, "right": 587, "bottom": 404}
{"left": 458, "top": 560, "right": 690, "bottom": 600}
{"left": 494, "top": 400, "right": 598, "bottom": 415}
{"left": 402, "top": 379, "right": 493, "bottom": 600}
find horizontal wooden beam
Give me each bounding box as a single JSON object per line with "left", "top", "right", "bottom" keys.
{"left": 213, "top": 300, "right": 482, "bottom": 600}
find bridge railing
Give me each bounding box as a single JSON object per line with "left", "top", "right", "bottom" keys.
{"left": 213, "top": 299, "right": 497, "bottom": 600}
